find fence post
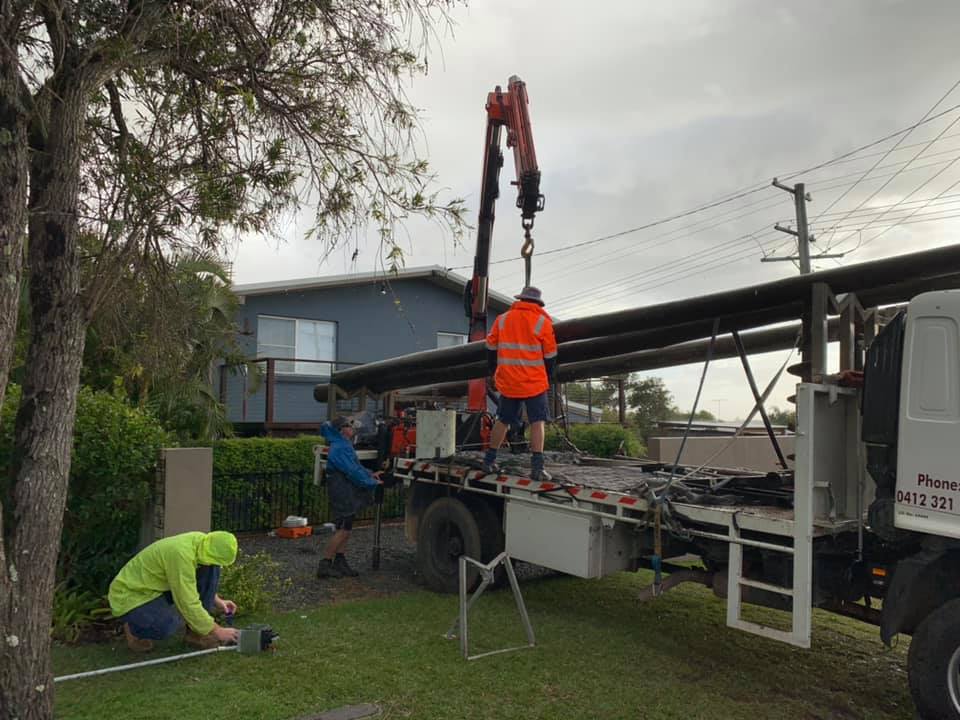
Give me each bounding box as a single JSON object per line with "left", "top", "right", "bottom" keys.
{"left": 265, "top": 358, "right": 276, "bottom": 426}
{"left": 298, "top": 472, "right": 305, "bottom": 517}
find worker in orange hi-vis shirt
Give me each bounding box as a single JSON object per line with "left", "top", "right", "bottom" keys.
{"left": 482, "top": 286, "right": 558, "bottom": 481}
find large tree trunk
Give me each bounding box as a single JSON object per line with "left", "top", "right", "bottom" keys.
{"left": 0, "top": 20, "right": 30, "bottom": 720}
{"left": 0, "top": 20, "right": 27, "bottom": 410}
{"left": 0, "top": 76, "right": 88, "bottom": 720}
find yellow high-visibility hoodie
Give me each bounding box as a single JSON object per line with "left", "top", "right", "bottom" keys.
{"left": 108, "top": 531, "right": 238, "bottom": 635}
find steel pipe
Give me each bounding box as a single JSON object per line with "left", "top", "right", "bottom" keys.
{"left": 329, "top": 244, "right": 960, "bottom": 395}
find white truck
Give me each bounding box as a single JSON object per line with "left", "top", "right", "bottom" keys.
{"left": 318, "top": 289, "right": 960, "bottom": 720}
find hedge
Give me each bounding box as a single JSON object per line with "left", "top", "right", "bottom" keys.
{"left": 545, "top": 423, "right": 644, "bottom": 458}
{"left": 212, "top": 436, "right": 322, "bottom": 474}
{"left": 209, "top": 435, "right": 405, "bottom": 532}
{"left": 1, "top": 385, "right": 171, "bottom": 594}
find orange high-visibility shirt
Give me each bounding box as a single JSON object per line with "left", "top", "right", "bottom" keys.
{"left": 485, "top": 301, "right": 558, "bottom": 399}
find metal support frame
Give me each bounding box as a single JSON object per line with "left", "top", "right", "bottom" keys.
{"left": 445, "top": 552, "right": 535, "bottom": 661}
{"left": 837, "top": 293, "right": 864, "bottom": 372}
{"left": 731, "top": 330, "right": 788, "bottom": 469}
{"left": 801, "top": 282, "right": 834, "bottom": 382}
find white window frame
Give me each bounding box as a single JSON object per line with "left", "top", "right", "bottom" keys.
{"left": 256, "top": 315, "right": 337, "bottom": 377}
{"left": 437, "top": 331, "right": 468, "bottom": 348}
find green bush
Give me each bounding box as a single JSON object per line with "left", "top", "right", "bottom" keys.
{"left": 219, "top": 551, "right": 292, "bottom": 615}
{"left": 212, "top": 436, "right": 326, "bottom": 531}
{"left": 545, "top": 423, "right": 644, "bottom": 458}
{"left": 0, "top": 384, "right": 171, "bottom": 594}
{"left": 51, "top": 583, "right": 111, "bottom": 643}
{"left": 213, "top": 436, "right": 322, "bottom": 474}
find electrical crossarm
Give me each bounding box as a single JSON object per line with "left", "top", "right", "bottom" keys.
{"left": 466, "top": 74, "right": 544, "bottom": 412}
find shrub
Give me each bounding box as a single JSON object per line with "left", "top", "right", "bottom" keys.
{"left": 545, "top": 423, "right": 644, "bottom": 458}
{"left": 219, "top": 551, "right": 292, "bottom": 615}
{"left": 51, "top": 583, "right": 111, "bottom": 644}
{"left": 0, "top": 384, "right": 171, "bottom": 594}
{"left": 213, "top": 436, "right": 322, "bottom": 474}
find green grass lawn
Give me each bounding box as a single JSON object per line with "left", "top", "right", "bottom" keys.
{"left": 54, "top": 571, "right": 913, "bottom": 720}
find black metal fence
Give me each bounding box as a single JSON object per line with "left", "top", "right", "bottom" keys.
{"left": 212, "top": 470, "right": 405, "bottom": 533}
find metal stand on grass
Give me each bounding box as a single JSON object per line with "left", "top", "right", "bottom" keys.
{"left": 445, "top": 552, "right": 535, "bottom": 661}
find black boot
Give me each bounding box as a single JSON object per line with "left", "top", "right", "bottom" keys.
{"left": 481, "top": 447, "right": 499, "bottom": 475}
{"left": 317, "top": 557, "right": 344, "bottom": 579}
{"left": 334, "top": 553, "right": 359, "bottom": 577}
{"left": 530, "top": 452, "right": 552, "bottom": 482}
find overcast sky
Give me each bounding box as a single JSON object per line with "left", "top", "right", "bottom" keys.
{"left": 230, "top": 0, "right": 960, "bottom": 420}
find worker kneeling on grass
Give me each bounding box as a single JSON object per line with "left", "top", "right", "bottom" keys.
{"left": 108, "top": 531, "right": 241, "bottom": 652}
{"left": 317, "top": 416, "right": 383, "bottom": 579}
{"left": 483, "top": 286, "right": 558, "bottom": 482}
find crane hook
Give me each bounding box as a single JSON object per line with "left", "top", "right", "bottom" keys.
{"left": 521, "top": 225, "right": 534, "bottom": 287}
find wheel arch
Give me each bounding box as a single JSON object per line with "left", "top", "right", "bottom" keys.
{"left": 882, "top": 548, "right": 960, "bottom": 644}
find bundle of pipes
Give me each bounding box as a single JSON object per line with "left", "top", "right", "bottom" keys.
{"left": 323, "top": 244, "right": 960, "bottom": 397}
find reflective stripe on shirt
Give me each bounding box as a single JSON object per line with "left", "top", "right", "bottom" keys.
{"left": 498, "top": 342, "right": 542, "bottom": 351}
{"left": 499, "top": 357, "right": 545, "bottom": 367}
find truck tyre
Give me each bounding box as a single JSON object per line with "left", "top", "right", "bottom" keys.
{"left": 465, "top": 497, "right": 507, "bottom": 589}
{"left": 416, "top": 497, "right": 483, "bottom": 594}
{"left": 908, "top": 598, "right": 960, "bottom": 719}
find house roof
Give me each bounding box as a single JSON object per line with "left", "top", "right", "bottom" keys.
{"left": 232, "top": 265, "right": 514, "bottom": 310}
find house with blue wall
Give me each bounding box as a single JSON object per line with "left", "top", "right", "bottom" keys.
{"left": 220, "top": 266, "right": 513, "bottom": 433}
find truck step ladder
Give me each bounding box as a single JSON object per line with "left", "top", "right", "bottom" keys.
{"left": 725, "top": 385, "right": 817, "bottom": 649}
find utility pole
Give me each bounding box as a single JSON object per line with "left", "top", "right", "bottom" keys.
{"left": 764, "top": 178, "right": 843, "bottom": 274}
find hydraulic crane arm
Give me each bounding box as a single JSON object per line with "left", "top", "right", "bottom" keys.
{"left": 467, "top": 75, "right": 544, "bottom": 411}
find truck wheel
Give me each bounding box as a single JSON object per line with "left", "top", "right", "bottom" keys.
{"left": 465, "top": 497, "right": 507, "bottom": 588}
{"left": 416, "top": 497, "right": 483, "bottom": 593}
{"left": 909, "top": 598, "right": 960, "bottom": 719}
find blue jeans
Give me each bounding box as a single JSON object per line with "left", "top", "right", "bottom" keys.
{"left": 123, "top": 566, "right": 220, "bottom": 640}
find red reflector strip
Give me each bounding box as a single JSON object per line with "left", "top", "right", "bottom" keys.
{"left": 568, "top": 487, "right": 581, "bottom": 495}
{"left": 590, "top": 491, "right": 608, "bottom": 500}
{"left": 540, "top": 482, "right": 556, "bottom": 491}
{"left": 496, "top": 475, "right": 508, "bottom": 483}
{"left": 618, "top": 497, "right": 638, "bottom": 506}
{"left": 516, "top": 479, "right": 532, "bottom": 486}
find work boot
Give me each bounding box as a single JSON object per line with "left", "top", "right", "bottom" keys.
{"left": 123, "top": 623, "right": 154, "bottom": 653}
{"left": 184, "top": 628, "right": 220, "bottom": 650}
{"left": 317, "top": 557, "right": 344, "bottom": 579}
{"left": 530, "top": 452, "right": 552, "bottom": 483}
{"left": 334, "top": 553, "right": 359, "bottom": 577}
{"left": 482, "top": 447, "right": 500, "bottom": 475}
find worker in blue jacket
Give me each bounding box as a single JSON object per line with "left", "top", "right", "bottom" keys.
{"left": 317, "top": 416, "right": 382, "bottom": 578}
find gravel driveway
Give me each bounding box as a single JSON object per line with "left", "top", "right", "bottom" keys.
{"left": 239, "top": 520, "right": 555, "bottom": 612}
{"left": 239, "top": 522, "right": 420, "bottom": 612}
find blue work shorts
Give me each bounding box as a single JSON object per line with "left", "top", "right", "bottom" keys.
{"left": 497, "top": 391, "right": 550, "bottom": 427}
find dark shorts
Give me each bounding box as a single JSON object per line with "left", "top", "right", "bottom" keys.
{"left": 327, "top": 469, "right": 374, "bottom": 531}
{"left": 498, "top": 391, "right": 550, "bottom": 426}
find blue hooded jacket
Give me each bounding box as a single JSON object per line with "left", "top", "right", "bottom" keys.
{"left": 320, "top": 422, "right": 378, "bottom": 489}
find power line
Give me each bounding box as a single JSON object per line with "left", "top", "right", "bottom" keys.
{"left": 809, "top": 77, "right": 960, "bottom": 225}
{"left": 549, "top": 159, "right": 960, "bottom": 310}
{"left": 827, "top": 150, "right": 960, "bottom": 254}
{"left": 451, "top": 101, "right": 960, "bottom": 275}
{"left": 833, "top": 178, "right": 960, "bottom": 254}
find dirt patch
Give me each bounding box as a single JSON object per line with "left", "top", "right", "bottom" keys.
{"left": 239, "top": 522, "right": 421, "bottom": 611}
{"left": 239, "top": 521, "right": 557, "bottom": 611}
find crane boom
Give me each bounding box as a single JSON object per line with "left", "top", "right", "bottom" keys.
{"left": 466, "top": 75, "right": 544, "bottom": 411}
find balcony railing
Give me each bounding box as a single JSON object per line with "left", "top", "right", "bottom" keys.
{"left": 218, "top": 357, "right": 363, "bottom": 427}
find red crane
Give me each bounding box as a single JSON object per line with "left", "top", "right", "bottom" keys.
{"left": 465, "top": 75, "right": 544, "bottom": 412}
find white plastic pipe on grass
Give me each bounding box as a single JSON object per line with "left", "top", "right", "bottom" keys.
{"left": 54, "top": 645, "right": 236, "bottom": 683}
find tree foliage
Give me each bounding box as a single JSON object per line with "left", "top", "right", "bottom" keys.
{"left": 626, "top": 376, "right": 676, "bottom": 440}
{"left": 83, "top": 252, "right": 247, "bottom": 442}
{"left": 0, "top": 2, "right": 465, "bottom": 715}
